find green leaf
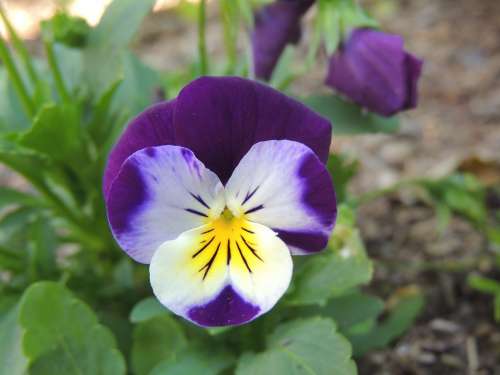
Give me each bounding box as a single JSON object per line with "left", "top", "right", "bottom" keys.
{"left": 19, "top": 281, "right": 126, "bottom": 375}
{"left": 0, "top": 206, "right": 37, "bottom": 246}
{"left": 327, "top": 154, "right": 359, "bottom": 203}
{"left": 131, "top": 315, "right": 187, "bottom": 375}
{"left": 306, "top": 291, "right": 384, "bottom": 330}
{"left": 270, "top": 45, "right": 296, "bottom": 89}
{"left": 53, "top": 44, "right": 84, "bottom": 92}
{"left": 129, "top": 297, "right": 166, "bottom": 323}
{"left": 302, "top": 95, "right": 400, "bottom": 135}
{"left": 27, "top": 217, "right": 58, "bottom": 278}
{"left": 346, "top": 288, "right": 424, "bottom": 356}
{"left": 335, "top": 0, "right": 378, "bottom": 32}
{"left": 421, "top": 174, "right": 487, "bottom": 227}
{"left": 0, "top": 187, "right": 45, "bottom": 211}
{"left": 19, "top": 103, "right": 87, "bottom": 166}
{"left": 0, "top": 138, "right": 53, "bottom": 191}
{"left": 318, "top": 0, "right": 341, "bottom": 55}
{"left": 83, "top": 0, "right": 156, "bottom": 95}
{"left": 468, "top": 274, "right": 500, "bottom": 295}
{"left": 0, "top": 305, "right": 28, "bottom": 375}
{"left": 114, "top": 52, "right": 161, "bottom": 115}
{"left": 236, "top": 317, "right": 356, "bottom": 375}
{"left": 0, "top": 67, "right": 30, "bottom": 133}
{"left": 87, "top": 79, "right": 122, "bottom": 146}
{"left": 150, "top": 345, "right": 235, "bottom": 375}
{"left": 287, "top": 206, "right": 373, "bottom": 305}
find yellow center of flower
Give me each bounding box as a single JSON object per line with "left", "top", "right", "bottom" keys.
{"left": 190, "top": 208, "right": 263, "bottom": 281}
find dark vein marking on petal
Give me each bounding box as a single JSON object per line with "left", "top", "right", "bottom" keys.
{"left": 185, "top": 208, "right": 208, "bottom": 217}
{"left": 236, "top": 241, "right": 252, "bottom": 273}
{"left": 192, "top": 236, "right": 215, "bottom": 258}
{"left": 242, "top": 185, "right": 260, "bottom": 205}
{"left": 244, "top": 204, "right": 264, "bottom": 215}
{"left": 241, "top": 235, "right": 263, "bottom": 262}
{"left": 242, "top": 227, "right": 254, "bottom": 234}
{"left": 199, "top": 242, "right": 220, "bottom": 280}
{"left": 201, "top": 228, "right": 214, "bottom": 234}
{"left": 227, "top": 239, "right": 231, "bottom": 265}
{"left": 189, "top": 192, "right": 210, "bottom": 209}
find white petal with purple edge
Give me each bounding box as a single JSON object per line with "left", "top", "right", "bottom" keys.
{"left": 106, "top": 145, "right": 225, "bottom": 264}
{"left": 224, "top": 140, "right": 337, "bottom": 255}
{"left": 149, "top": 220, "right": 292, "bottom": 327}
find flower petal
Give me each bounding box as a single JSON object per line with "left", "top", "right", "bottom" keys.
{"left": 150, "top": 221, "right": 293, "bottom": 327}
{"left": 173, "top": 76, "right": 332, "bottom": 184}
{"left": 251, "top": 0, "right": 314, "bottom": 80}
{"left": 326, "top": 28, "right": 423, "bottom": 117}
{"left": 404, "top": 52, "right": 424, "bottom": 109}
{"left": 106, "top": 145, "right": 224, "bottom": 264}
{"left": 103, "top": 100, "right": 177, "bottom": 199}
{"left": 225, "top": 140, "right": 336, "bottom": 255}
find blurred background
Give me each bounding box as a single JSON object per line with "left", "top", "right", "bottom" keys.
{"left": 1, "top": 0, "right": 499, "bottom": 374}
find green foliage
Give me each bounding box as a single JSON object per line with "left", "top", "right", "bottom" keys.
{"left": 131, "top": 315, "right": 187, "bottom": 375}
{"left": 0, "top": 305, "right": 28, "bottom": 375}
{"left": 20, "top": 104, "right": 88, "bottom": 167}
{"left": 327, "top": 153, "right": 359, "bottom": 203}
{"left": 130, "top": 297, "right": 166, "bottom": 323}
{"left": 420, "top": 173, "right": 487, "bottom": 229}
{"left": 236, "top": 318, "right": 356, "bottom": 375}
{"left": 286, "top": 205, "right": 373, "bottom": 306}
{"left": 0, "top": 282, "right": 126, "bottom": 375}
{"left": 82, "top": 0, "right": 156, "bottom": 96}
{"left": 345, "top": 288, "right": 424, "bottom": 356}
{"left": 468, "top": 274, "right": 500, "bottom": 321}
{"left": 303, "top": 95, "right": 400, "bottom": 135}
{"left": 41, "top": 12, "right": 90, "bottom": 47}
{"left": 150, "top": 346, "right": 235, "bottom": 375}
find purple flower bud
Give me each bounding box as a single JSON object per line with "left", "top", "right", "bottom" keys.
{"left": 251, "top": 0, "right": 314, "bottom": 81}
{"left": 325, "top": 28, "right": 423, "bottom": 117}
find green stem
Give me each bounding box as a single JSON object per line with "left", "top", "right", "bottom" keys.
{"left": 0, "top": 4, "right": 38, "bottom": 84}
{"left": 0, "top": 36, "right": 35, "bottom": 117}
{"left": 197, "top": 0, "right": 208, "bottom": 75}
{"left": 220, "top": 0, "right": 237, "bottom": 74}
{"left": 44, "top": 39, "right": 69, "bottom": 102}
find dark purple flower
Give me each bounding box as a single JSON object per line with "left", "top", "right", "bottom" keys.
{"left": 251, "top": 0, "right": 314, "bottom": 81}
{"left": 325, "top": 28, "right": 423, "bottom": 117}
{"left": 104, "top": 76, "right": 336, "bottom": 327}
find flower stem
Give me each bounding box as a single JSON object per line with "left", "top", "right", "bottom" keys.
{"left": 0, "top": 36, "right": 35, "bottom": 117}
{"left": 0, "top": 4, "right": 38, "bottom": 85}
{"left": 197, "top": 0, "right": 208, "bottom": 75}
{"left": 44, "top": 39, "right": 70, "bottom": 102}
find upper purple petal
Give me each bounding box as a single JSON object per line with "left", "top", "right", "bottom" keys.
{"left": 103, "top": 100, "right": 176, "bottom": 199}
{"left": 173, "top": 76, "right": 331, "bottom": 184}
{"left": 252, "top": 0, "right": 315, "bottom": 80}
{"left": 325, "top": 28, "right": 423, "bottom": 117}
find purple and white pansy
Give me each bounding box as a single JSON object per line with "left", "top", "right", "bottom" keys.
{"left": 104, "top": 77, "right": 337, "bottom": 327}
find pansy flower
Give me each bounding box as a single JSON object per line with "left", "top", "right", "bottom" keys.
{"left": 326, "top": 28, "right": 423, "bottom": 117}
{"left": 251, "top": 0, "right": 315, "bottom": 80}
{"left": 104, "top": 77, "right": 336, "bottom": 327}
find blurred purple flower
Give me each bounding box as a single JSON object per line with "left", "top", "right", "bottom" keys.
{"left": 325, "top": 28, "right": 423, "bottom": 117}
{"left": 251, "top": 0, "right": 314, "bottom": 81}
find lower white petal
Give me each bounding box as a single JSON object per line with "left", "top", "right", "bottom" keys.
{"left": 149, "top": 219, "right": 292, "bottom": 327}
